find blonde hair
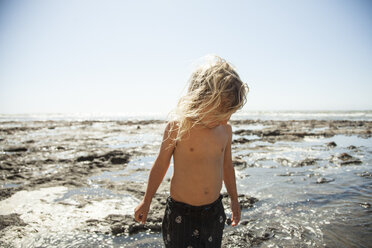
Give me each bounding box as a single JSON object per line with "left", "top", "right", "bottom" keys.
{"left": 169, "top": 55, "right": 248, "bottom": 143}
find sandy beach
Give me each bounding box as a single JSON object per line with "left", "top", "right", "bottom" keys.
{"left": 0, "top": 113, "right": 371, "bottom": 247}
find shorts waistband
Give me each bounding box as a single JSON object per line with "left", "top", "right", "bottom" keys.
{"left": 167, "top": 195, "right": 223, "bottom": 212}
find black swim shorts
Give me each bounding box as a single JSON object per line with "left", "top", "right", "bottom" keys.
{"left": 161, "top": 195, "right": 226, "bottom": 248}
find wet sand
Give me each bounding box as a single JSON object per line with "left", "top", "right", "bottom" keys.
{"left": 0, "top": 118, "right": 371, "bottom": 247}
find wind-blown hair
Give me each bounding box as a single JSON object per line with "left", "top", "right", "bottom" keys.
{"left": 169, "top": 55, "right": 248, "bottom": 143}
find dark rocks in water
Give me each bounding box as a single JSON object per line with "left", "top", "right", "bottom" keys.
{"left": 137, "top": 125, "right": 141, "bottom": 129}
{"left": 240, "top": 219, "right": 250, "bottom": 226}
{"left": 336, "top": 153, "right": 362, "bottom": 165}
{"left": 356, "top": 171, "right": 372, "bottom": 178}
{"left": 326, "top": 141, "right": 337, "bottom": 147}
{"left": 62, "top": 180, "right": 87, "bottom": 187}
{"left": 90, "top": 190, "right": 259, "bottom": 237}
{"left": 87, "top": 214, "right": 162, "bottom": 236}
{"left": 359, "top": 202, "right": 371, "bottom": 208}
{"left": 296, "top": 158, "right": 317, "bottom": 167}
{"left": 44, "top": 158, "right": 55, "bottom": 163}
{"left": 222, "top": 193, "right": 258, "bottom": 209}
{"left": 6, "top": 173, "right": 26, "bottom": 180}
{"left": 110, "top": 157, "right": 128, "bottom": 164}
{"left": 338, "top": 153, "right": 353, "bottom": 161}
{"left": 76, "top": 150, "right": 130, "bottom": 164}
{"left": 231, "top": 120, "right": 372, "bottom": 144}
{"left": 222, "top": 227, "right": 275, "bottom": 248}
{"left": 347, "top": 145, "right": 357, "bottom": 150}
{"left": 0, "top": 188, "right": 17, "bottom": 201}
{"left": 264, "top": 129, "right": 282, "bottom": 136}
{"left": 76, "top": 155, "right": 96, "bottom": 162}
{"left": 110, "top": 223, "right": 125, "bottom": 235}
{"left": 4, "top": 147, "right": 28, "bottom": 152}
{"left": 0, "top": 214, "right": 27, "bottom": 230}
{"left": 276, "top": 171, "right": 295, "bottom": 177}
{"left": 83, "top": 184, "right": 167, "bottom": 236}
{"left": 233, "top": 157, "right": 247, "bottom": 170}
{"left": 234, "top": 129, "right": 252, "bottom": 135}
{"left": 107, "top": 181, "right": 146, "bottom": 201}
{"left": 117, "top": 120, "right": 165, "bottom": 126}
{"left": 0, "top": 163, "right": 13, "bottom": 171}
{"left": 226, "top": 218, "right": 232, "bottom": 226}
{"left": 233, "top": 137, "right": 251, "bottom": 144}
{"left": 341, "top": 159, "right": 362, "bottom": 165}
{"left": 316, "top": 177, "right": 335, "bottom": 184}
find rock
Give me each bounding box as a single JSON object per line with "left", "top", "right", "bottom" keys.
{"left": 340, "top": 159, "right": 362, "bottom": 165}
{"left": 262, "top": 129, "right": 281, "bottom": 136}
{"left": 222, "top": 193, "right": 258, "bottom": 209}
{"left": 234, "top": 129, "right": 253, "bottom": 135}
{"left": 333, "top": 153, "right": 362, "bottom": 166}
{"left": 233, "top": 138, "right": 251, "bottom": 144}
{"left": 111, "top": 223, "right": 126, "bottom": 235}
{"left": 276, "top": 171, "right": 295, "bottom": 176}
{"left": 341, "top": 160, "right": 362, "bottom": 165}
{"left": 222, "top": 227, "right": 275, "bottom": 248}
{"left": 232, "top": 157, "right": 247, "bottom": 170}
{"left": 347, "top": 145, "right": 357, "bottom": 150}
{"left": 356, "top": 171, "right": 372, "bottom": 178}
{"left": 316, "top": 177, "right": 335, "bottom": 184}
{"left": 338, "top": 153, "right": 353, "bottom": 161}
{"left": 0, "top": 188, "right": 17, "bottom": 201}
{"left": 240, "top": 219, "right": 249, "bottom": 226}
{"left": 0, "top": 163, "right": 13, "bottom": 171}
{"left": 4, "top": 147, "right": 28, "bottom": 152}
{"left": 76, "top": 150, "right": 130, "bottom": 164}
{"left": 86, "top": 214, "right": 162, "bottom": 236}
{"left": 76, "top": 155, "right": 96, "bottom": 162}
{"left": 226, "top": 218, "right": 232, "bottom": 226}
{"left": 326, "top": 141, "right": 337, "bottom": 147}
{"left": 359, "top": 202, "right": 371, "bottom": 208}
{"left": 296, "top": 158, "right": 317, "bottom": 167}
{"left": 128, "top": 224, "right": 147, "bottom": 235}
{"left": 0, "top": 214, "right": 27, "bottom": 230}
{"left": 110, "top": 157, "right": 128, "bottom": 164}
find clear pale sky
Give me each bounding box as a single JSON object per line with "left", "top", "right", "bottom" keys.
{"left": 0, "top": 0, "right": 371, "bottom": 114}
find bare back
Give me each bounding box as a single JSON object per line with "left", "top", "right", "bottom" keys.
{"left": 170, "top": 124, "right": 229, "bottom": 206}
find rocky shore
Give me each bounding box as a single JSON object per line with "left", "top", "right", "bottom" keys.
{"left": 0, "top": 118, "right": 371, "bottom": 247}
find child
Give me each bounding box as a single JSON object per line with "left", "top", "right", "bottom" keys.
{"left": 134, "top": 55, "right": 248, "bottom": 248}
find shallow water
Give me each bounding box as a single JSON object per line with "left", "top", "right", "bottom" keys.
{"left": 0, "top": 114, "right": 371, "bottom": 247}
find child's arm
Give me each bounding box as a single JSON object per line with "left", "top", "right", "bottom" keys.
{"left": 223, "top": 124, "right": 241, "bottom": 226}
{"left": 134, "top": 122, "right": 176, "bottom": 224}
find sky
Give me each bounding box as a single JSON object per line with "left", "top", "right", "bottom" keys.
{"left": 0, "top": 0, "right": 371, "bottom": 115}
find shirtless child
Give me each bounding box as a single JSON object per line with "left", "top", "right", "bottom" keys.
{"left": 134, "top": 55, "right": 248, "bottom": 248}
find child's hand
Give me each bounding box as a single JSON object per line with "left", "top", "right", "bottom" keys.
{"left": 230, "top": 200, "right": 241, "bottom": 226}
{"left": 134, "top": 200, "right": 150, "bottom": 224}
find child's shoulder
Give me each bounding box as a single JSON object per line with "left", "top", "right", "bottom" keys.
{"left": 163, "top": 121, "right": 179, "bottom": 139}
{"left": 221, "top": 123, "right": 232, "bottom": 133}
{"left": 224, "top": 123, "right": 232, "bottom": 131}
{"left": 222, "top": 124, "right": 233, "bottom": 140}
{"left": 165, "top": 120, "right": 179, "bottom": 131}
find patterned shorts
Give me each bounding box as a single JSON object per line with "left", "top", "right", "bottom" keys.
{"left": 161, "top": 195, "right": 226, "bottom": 248}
